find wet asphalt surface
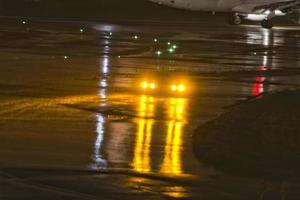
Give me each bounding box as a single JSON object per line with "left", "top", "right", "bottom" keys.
{"left": 1, "top": 17, "right": 300, "bottom": 199}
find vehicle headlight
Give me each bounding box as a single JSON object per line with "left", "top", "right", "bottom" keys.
{"left": 141, "top": 81, "right": 148, "bottom": 89}
{"left": 170, "top": 84, "right": 186, "bottom": 92}
{"left": 141, "top": 81, "right": 156, "bottom": 90}
{"left": 171, "top": 85, "right": 177, "bottom": 91}
{"left": 178, "top": 84, "right": 185, "bottom": 92}
{"left": 150, "top": 83, "right": 156, "bottom": 89}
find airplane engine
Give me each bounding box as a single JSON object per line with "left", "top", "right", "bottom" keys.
{"left": 245, "top": 14, "right": 267, "bottom": 21}
{"left": 288, "top": 10, "right": 300, "bottom": 24}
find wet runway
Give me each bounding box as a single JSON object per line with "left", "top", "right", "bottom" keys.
{"left": 1, "top": 17, "right": 300, "bottom": 199}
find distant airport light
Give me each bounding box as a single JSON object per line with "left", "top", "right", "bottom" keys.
{"left": 64, "top": 56, "right": 69, "bottom": 59}
{"left": 22, "top": 21, "right": 26, "bottom": 25}
{"left": 134, "top": 35, "right": 139, "bottom": 40}
{"left": 167, "top": 42, "right": 171, "bottom": 46}
{"left": 109, "top": 32, "right": 113, "bottom": 36}
{"left": 80, "top": 28, "right": 84, "bottom": 33}
{"left": 172, "top": 45, "right": 177, "bottom": 49}
{"left": 168, "top": 48, "right": 175, "bottom": 53}
{"left": 154, "top": 38, "right": 158, "bottom": 42}
{"left": 156, "top": 50, "right": 162, "bottom": 56}
{"left": 118, "top": 56, "right": 121, "bottom": 58}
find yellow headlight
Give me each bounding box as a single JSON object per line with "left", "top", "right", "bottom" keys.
{"left": 141, "top": 81, "right": 156, "bottom": 90}
{"left": 171, "top": 85, "right": 177, "bottom": 91}
{"left": 141, "top": 82, "right": 148, "bottom": 89}
{"left": 178, "top": 85, "right": 185, "bottom": 92}
{"left": 150, "top": 83, "right": 156, "bottom": 89}
{"left": 171, "top": 84, "right": 186, "bottom": 92}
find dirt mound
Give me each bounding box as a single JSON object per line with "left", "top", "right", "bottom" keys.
{"left": 193, "top": 89, "right": 300, "bottom": 182}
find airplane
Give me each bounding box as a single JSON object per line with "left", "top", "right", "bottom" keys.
{"left": 148, "top": 0, "right": 300, "bottom": 29}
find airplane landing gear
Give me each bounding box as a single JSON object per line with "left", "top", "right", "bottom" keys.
{"left": 229, "top": 13, "right": 242, "bottom": 25}
{"left": 261, "top": 19, "right": 274, "bottom": 29}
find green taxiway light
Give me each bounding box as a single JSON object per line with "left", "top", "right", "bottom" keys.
{"left": 168, "top": 48, "right": 175, "bottom": 53}
{"left": 172, "top": 45, "right": 177, "bottom": 49}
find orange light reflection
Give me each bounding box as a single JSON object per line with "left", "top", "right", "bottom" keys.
{"left": 160, "top": 98, "right": 186, "bottom": 176}
{"left": 132, "top": 95, "right": 155, "bottom": 173}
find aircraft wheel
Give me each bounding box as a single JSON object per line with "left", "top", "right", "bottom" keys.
{"left": 261, "top": 19, "right": 274, "bottom": 29}
{"left": 229, "top": 13, "right": 242, "bottom": 25}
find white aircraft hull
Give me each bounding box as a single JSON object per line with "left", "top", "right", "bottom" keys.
{"left": 148, "top": 0, "right": 299, "bottom": 28}
{"left": 149, "top": 0, "right": 291, "bottom": 12}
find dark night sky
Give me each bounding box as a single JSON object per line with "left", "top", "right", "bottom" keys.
{"left": 0, "top": 0, "right": 209, "bottom": 21}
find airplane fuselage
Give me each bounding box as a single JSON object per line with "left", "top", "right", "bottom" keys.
{"left": 149, "top": 0, "right": 292, "bottom": 13}
{"left": 149, "top": 0, "right": 299, "bottom": 28}
{"left": 150, "top": 0, "right": 240, "bottom": 12}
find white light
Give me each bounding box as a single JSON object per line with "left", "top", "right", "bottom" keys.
{"left": 141, "top": 82, "right": 148, "bottom": 89}
{"left": 156, "top": 50, "right": 162, "bottom": 56}
{"left": 99, "top": 89, "right": 107, "bottom": 99}
{"left": 96, "top": 115, "right": 105, "bottom": 149}
{"left": 246, "top": 10, "right": 285, "bottom": 22}
{"left": 263, "top": 55, "right": 268, "bottom": 66}
{"left": 264, "top": 10, "right": 285, "bottom": 16}
{"left": 275, "top": 10, "right": 285, "bottom": 16}
{"left": 178, "top": 85, "right": 185, "bottom": 92}
{"left": 171, "top": 85, "right": 177, "bottom": 91}
{"left": 150, "top": 83, "right": 156, "bottom": 89}
{"left": 100, "top": 79, "right": 107, "bottom": 88}
{"left": 102, "top": 57, "right": 109, "bottom": 74}
{"left": 92, "top": 114, "right": 107, "bottom": 169}
{"left": 263, "top": 30, "right": 270, "bottom": 46}
{"left": 245, "top": 14, "right": 267, "bottom": 21}
{"left": 265, "top": 10, "right": 271, "bottom": 15}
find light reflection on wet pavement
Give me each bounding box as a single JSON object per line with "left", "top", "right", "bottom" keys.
{"left": 1, "top": 18, "right": 300, "bottom": 199}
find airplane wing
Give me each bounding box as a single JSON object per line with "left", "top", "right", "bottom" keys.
{"left": 232, "top": 0, "right": 300, "bottom": 27}
{"left": 233, "top": 0, "right": 300, "bottom": 14}
{"left": 252, "top": 0, "right": 300, "bottom": 13}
